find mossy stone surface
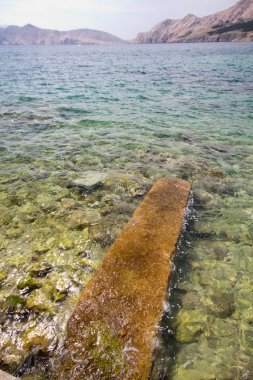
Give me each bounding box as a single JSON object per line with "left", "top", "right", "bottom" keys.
{"left": 17, "top": 276, "right": 42, "bottom": 291}
{"left": 22, "top": 325, "right": 55, "bottom": 353}
{"left": 172, "top": 309, "right": 207, "bottom": 343}
{"left": 27, "top": 262, "right": 52, "bottom": 277}
{"left": 0, "top": 270, "right": 7, "bottom": 284}
{"left": 26, "top": 289, "right": 55, "bottom": 313}
{"left": 4, "top": 295, "right": 26, "bottom": 308}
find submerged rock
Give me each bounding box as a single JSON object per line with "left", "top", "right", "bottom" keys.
{"left": 27, "top": 262, "right": 52, "bottom": 277}
{"left": 22, "top": 324, "right": 56, "bottom": 353}
{"left": 35, "top": 194, "right": 58, "bottom": 212}
{"left": 32, "top": 239, "right": 54, "bottom": 254}
{"left": 172, "top": 309, "right": 206, "bottom": 343}
{"left": 26, "top": 289, "right": 55, "bottom": 313}
{"left": 212, "top": 244, "right": 229, "bottom": 260}
{"left": 0, "top": 343, "right": 25, "bottom": 374}
{"left": 194, "top": 189, "right": 214, "bottom": 205}
{"left": 5, "top": 228, "right": 23, "bottom": 238}
{"left": 17, "top": 276, "right": 42, "bottom": 291}
{"left": 204, "top": 317, "right": 238, "bottom": 340}
{"left": 241, "top": 327, "right": 253, "bottom": 356}
{"left": 50, "top": 275, "right": 70, "bottom": 302}
{"left": 90, "top": 213, "right": 127, "bottom": 248}
{"left": 209, "top": 292, "right": 235, "bottom": 318}
{"left": 175, "top": 366, "right": 216, "bottom": 380}
{"left": 0, "top": 269, "right": 7, "bottom": 285}
{"left": 4, "top": 295, "right": 26, "bottom": 308}
{"left": 207, "top": 168, "right": 224, "bottom": 177}
{"left": 181, "top": 292, "right": 200, "bottom": 308}
{"left": 68, "top": 171, "right": 107, "bottom": 191}
{"left": 101, "top": 194, "right": 121, "bottom": 204}
{"left": 60, "top": 198, "right": 76, "bottom": 209}
{"left": 30, "top": 171, "right": 51, "bottom": 180}
{"left": 67, "top": 209, "right": 100, "bottom": 230}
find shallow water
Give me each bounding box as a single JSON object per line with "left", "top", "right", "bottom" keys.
{"left": 0, "top": 43, "right": 253, "bottom": 379}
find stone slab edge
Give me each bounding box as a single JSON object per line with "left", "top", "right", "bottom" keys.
{"left": 0, "top": 370, "right": 20, "bottom": 380}
{"left": 60, "top": 178, "right": 191, "bottom": 379}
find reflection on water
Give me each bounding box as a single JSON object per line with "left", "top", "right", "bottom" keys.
{"left": 0, "top": 43, "right": 253, "bottom": 379}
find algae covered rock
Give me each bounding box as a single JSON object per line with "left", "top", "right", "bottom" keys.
{"left": 204, "top": 317, "right": 238, "bottom": 340}
{"left": 181, "top": 292, "right": 200, "bottom": 308}
{"left": 58, "top": 236, "right": 75, "bottom": 250}
{"left": 0, "top": 269, "right": 7, "bottom": 285}
{"left": 17, "top": 276, "right": 42, "bottom": 291}
{"left": 50, "top": 275, "right": 70, "bottom": 302}
{"left": 101, "top": 194, "right": 121, "bottom": 205}
{"left": 240, "top": 322, "right": 253, "bottom": 356}
{"left": 28, "top": 262, "right": 52, "bottom": 277}
{"left": 90, "top": 213, "right": 125, "bottom": 248}
{"left": 211, "top": 244, "right": 229, "bottom": 260}
{"left": 172, "top": 309, "right": 207, "bottom": 343}
{"left": 26, "top": 289, "right": 55, "bottom": 313}
{"left": 67, "top": 209, "right": 100, "bottom": 230}
{"left": 18, "top": 202, "right": 40, "bottom": 222}
{"left": 194, "top": 189, "right": 214, "bottom": 205}
{"left": 175, "top": 366, "right": 216, "bottom": 380}
{"left": 5, "top": 228, "right": 23, "bottom": 238}
{"left": 68, "top": 171, "right": 107, "bottom": 191}
{"left": 4, "top": 295, "right": 26, "bottom": 308}
{"left": 209, "top": 292, "right": 235, "bottom": 318}
{"left": 60, "top": 197, "right": 76, "bottom": 209}
{"left": 32, "top": 235, "right": 56, "bottom": 254}
{"left": 0, "top": 339, "right": 26, "bottom": 372}
{"left": 22, "top": 323, "right": 57, "bottom": 353}
{"left": 35, "top": 194, "right": 58, "bottom": 212}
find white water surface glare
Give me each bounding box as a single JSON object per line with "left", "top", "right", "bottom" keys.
{"left": 0, "top": 43, "right": 253, "bottom": 379}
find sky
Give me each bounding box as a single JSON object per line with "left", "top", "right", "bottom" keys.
{"left": 0, "top": 0, "right": 238, "bottom": 40}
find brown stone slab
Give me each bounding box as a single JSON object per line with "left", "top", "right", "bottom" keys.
{"left": 60, "top": 178, "right": 191, "bottom": 380}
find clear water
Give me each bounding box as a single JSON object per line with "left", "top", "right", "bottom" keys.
{"left": 0, "top": 43, "right": 253, "bottom": 379}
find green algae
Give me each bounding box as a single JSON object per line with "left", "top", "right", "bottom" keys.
{"left": 26, "top": 289, "right": 55, "bottom": 313}
{"left": 172, "top": 309, "right": 207, "bottom": 343}
{"left": 0, "top": 270, "right": 7, "bottom": 284}
{"left": 4, "top": 295, "right": 26, "bottom": 308}
{"left": 87, "top": 321, "right": 124, "bottom": 377}
{"left": 17, "top": 276, "right": 42, "bottom": 291}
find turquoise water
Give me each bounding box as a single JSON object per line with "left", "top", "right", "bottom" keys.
{"left": 0, "top": 43, "right": 253, "bottom": 379}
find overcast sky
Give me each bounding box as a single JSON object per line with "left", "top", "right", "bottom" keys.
{"left": 0, "top": 0, "right": 238, "bottom": 39}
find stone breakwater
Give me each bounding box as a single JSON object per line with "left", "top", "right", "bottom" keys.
{"left": 59, "top": 178, "right": 191, "bottom": 379}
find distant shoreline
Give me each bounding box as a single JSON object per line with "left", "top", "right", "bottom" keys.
{"left": 1, "top": 40, "right": 253, "bottom": 47}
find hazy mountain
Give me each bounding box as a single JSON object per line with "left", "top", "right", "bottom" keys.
{"left": 134, "top": 0, "right": 253, "bottom": 43}
{"left": 0, "top": 24, "right": 126, "bottom": 45}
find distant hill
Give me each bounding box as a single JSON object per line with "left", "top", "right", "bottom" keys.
{"left": 0, "top": 24, "right": 126, "bottom": 45}
{"left": 134, "top": 0, "right": 253, "bottom": 43}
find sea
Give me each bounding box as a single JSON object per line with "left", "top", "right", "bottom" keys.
{"left": 0, "top": 43, "right": 253, "bottom": 379}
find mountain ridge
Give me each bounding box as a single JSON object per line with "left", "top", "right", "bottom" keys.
{"left": 0, "top": 24, "right": 126, "bottom": 45}
{"left": 134, "top": 0, "right": 253, "bottom": 43}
